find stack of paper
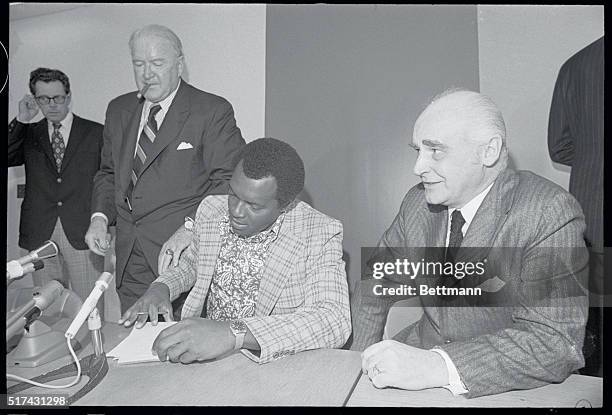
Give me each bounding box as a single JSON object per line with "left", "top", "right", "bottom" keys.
{"left": 107, "top": 322, "right": 177, "bottom": 364}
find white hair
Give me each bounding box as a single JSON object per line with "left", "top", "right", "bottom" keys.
{"left": 129, "top": 24, "right": 183, "bottom": 58}
{"left": 425, "top": 88, "right": 508, "bottom": 168}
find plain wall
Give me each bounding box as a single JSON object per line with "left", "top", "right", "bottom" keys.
{"left": 7, "top": 3, "right": 266, "bottom": 265}
{"left": 265, "top": 4, "right": 480, "bottom": 292}
{"left": 477, "top": 5, "right": 604, "bottom": 190}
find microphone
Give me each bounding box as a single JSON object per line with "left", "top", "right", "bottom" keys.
{"left": 136, "top": 83, "right": 151, "bottom": 100}
{"left": 65, "top": 272, "right": 114, "bottom": 339}
{"left": 6, "top": 280, "right": 64, "bottom": 340}
{"left": 7, "top": 260, "right": 44, "bottom": 282}
{"left": 7, "top": 240, "right": 58, "bottom": 267}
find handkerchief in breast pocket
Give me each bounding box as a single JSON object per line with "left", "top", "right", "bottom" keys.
{"left": 177, "top": 141, "right": 194, "bottom": 150}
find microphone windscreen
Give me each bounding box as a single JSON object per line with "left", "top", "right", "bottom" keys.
{"left": 34, "top": 240, "right": 59, "bottom": 259}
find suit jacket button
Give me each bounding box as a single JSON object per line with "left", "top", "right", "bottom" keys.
{"left": 273, "top": 352, "right": 279, "bottom": 359}
{"left": 57, "top": 177, "right": 62, "bottom": 183}
{"left": 57, "top": 201, "right": 63, "bottom": 207}
{"left": 444, "top": 338, "right": 452, "bottom": 344}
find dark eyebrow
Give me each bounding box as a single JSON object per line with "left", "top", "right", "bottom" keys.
{"left": 422, "top": 139, "right": 447, "bottom": 149}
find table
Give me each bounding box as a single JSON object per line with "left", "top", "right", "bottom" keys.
{"left": 7, "top": 323, "right": 603, "bottom": 407}
{"left": 7, "top": 323, "right": 363, "bottom": 406}
{"left": 346, "top": 373, "right": 603, "bottom": 407}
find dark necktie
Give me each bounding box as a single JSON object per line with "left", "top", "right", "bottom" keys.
{"left": 446, "top": 210, "right": 465, "bottom": 263}
{"left": 51, "top": 122, "right": 65, "bottom": 172}
{"left": 127, "top": 104, "right": 162, "bottom": 204}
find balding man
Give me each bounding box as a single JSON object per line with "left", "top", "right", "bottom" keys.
{"left": 352, "top": 89, "right": 588, "bottom": 398}
{"left": 86, "top": 24, "right": 245, "bottom": 312}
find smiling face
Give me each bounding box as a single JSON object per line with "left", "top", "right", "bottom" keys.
{"left": 411, "top": 101, "right": 489, "bottom": 209}
{"left": 130, "top": 34, "right": 183, "bottom": 103}
{"left": 34, "top": 80, "right": 71, "bottom": 123}
{"left": 227, "top": 160, "right": 284, "bottom": 238}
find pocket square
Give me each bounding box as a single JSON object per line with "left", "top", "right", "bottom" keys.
{"left": 177, "top": 141, "right": 193, "bottom": 150}
{"left": 475, "top": 276, "right": 506, "bottom": 293}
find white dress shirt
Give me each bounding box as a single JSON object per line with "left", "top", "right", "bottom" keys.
{"left": 134, "top": 79, "right": 181, "bottom": 156}
{"left": 431, "top": 182, "right": 494, "bottom": 395}
{"left": 47, "top": 111, "right": 74, "bottom": 146}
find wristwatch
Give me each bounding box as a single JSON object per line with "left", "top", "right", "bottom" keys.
{"left": 184, "top": 216, "right": 195, "bottom": 231}
{"left": 230, "top": 319, "right": 247, "bottom": 350}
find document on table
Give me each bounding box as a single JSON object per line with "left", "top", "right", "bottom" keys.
{"left": 107, "top": 322, "right": 177, "bottom": 364}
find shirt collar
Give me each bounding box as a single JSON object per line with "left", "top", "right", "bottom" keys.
{"left": 48, "top": 111, "right": 73, "bottom": 130}
{"left": 143, "top": 78, "right": 181, "bottom": 114}
{"left": 447, "top": 182, "right": 494, "bottom": 230}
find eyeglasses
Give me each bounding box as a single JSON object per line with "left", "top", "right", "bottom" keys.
{"left": 35, "top": 95, "right": 67, "bottom": 105}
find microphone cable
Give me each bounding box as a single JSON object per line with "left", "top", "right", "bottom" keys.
{"left": 6, "top": 337, "right": 82, "bottom": 388}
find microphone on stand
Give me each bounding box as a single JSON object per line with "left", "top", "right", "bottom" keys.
{"left": 65, "top": 272, "right": 114, "bottom": 339}
{"left": 6, "top": 280, "right": 64, "bottom": 341}
{"left": 7, "top": 241, "right": 58, "bottom": 281}
{"left": 7, "top": 261, "right": 44, "bottom": 283}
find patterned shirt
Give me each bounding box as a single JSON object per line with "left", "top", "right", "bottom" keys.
{"left": 205, "top": 214, "right": 284, "bottom": 320}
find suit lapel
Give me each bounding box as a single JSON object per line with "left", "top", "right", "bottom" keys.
{"left": 119, "top": 100, "right": 144, "bottom": 196}
{"left": 256, "top": 212, "right": 304, "bottom": 317}
{"left": 140, "top": 82, "right": 191, "bottom": 175}
{"left": 59, "top": 115, "right": 84, "bottom": 171}
{"left": 184, "top": 217, "right": 223, "bottom": 319}
{"left": 422, "top": 204, "right": 447, "bottom": 310}
{"left": 458, "top": 169, "right": 517, "bottom": 259}
{"left": 448, "top": 168, "right": 518, "bottom": 291}
{"left": 35, "top": 120, "right": 56, "bottom": 168}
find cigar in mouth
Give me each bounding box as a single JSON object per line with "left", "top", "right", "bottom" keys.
{"left": 136, "top": 83, "right": 151, "bottom": 100}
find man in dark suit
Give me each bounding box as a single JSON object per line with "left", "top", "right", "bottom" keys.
{"left": 352, "top": 89, "right": 589, "bottom": 398}
{"left": 85, "top": 24, "right": 245, "bottom": 313}
{"left": 8, "top": 67, "right": 105, "bottom": 318}
{"left": 548, "top": 36, "right": 604, "bottom": 377}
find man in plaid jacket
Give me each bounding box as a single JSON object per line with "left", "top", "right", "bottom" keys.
{"left": 119, "top": 138, "right": 351, "bottom": 364}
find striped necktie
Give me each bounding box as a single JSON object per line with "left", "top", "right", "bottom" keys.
{"left": 51, "top": 122, "right": 65, "bottom": 172}
{"left": 127, "top": 104, "right": 162, "bottom": 206}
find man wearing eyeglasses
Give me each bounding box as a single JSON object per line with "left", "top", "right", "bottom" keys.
{"left": 8, "top": 67, "right": 106, "bottom": 319}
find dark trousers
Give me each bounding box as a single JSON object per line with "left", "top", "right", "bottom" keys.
{"left": 117, "top": 238, "right": 191, "bottom": 319}
{"left": 117, "top": 238, "right": 156, "bottom": 314}
{"left": 579, "top": 248, "right": 603, "bottom": 377}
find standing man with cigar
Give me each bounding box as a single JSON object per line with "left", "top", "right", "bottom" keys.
{"left": 85, "top": 24, "right": 245, "bottom": 313}
{"left": 8, "top": 68, "right": 105, "bottom": 317}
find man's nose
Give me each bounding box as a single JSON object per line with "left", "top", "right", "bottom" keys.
{"left": 413, "top": 152, "right": 428, "bottom": 177}
{"left": 230, "top": 200, "right": 246, "bottom": 218}
{"left": 143, "top": 64, "right": 154, "bottom": 79}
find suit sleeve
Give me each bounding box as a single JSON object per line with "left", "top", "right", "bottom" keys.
{"left": 351, "top": 190, "right": 420, "bottom": 351}
{"left": 441, "top": 192, "right": 589, "bottom": 398}
{"left": 548, "top": 63, "right": 574, "bottom": 166}
{"left": 8, "top": 118, "right": 27, "bottom": 167}
{"left": 154, "top": 213, "right": 200, "bottom": 300}
{"left": 241, "top": 220, "right": 352, "bottom": 364}
{"left": 200, "top": 100, "right": 245, "bottom": 197}
{"left": 91, "top": 105, "right": 119, "bottom": 224}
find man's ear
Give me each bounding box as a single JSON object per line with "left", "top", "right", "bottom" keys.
{"left": 480, "top": 135, "right": 503, "bottom": 167}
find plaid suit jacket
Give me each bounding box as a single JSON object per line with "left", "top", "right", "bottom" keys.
{"left": 352, "top": 168, "right": 589, "bottom": 398}
{"left": 156, "top": 195, "right": 351, "bottom": 363}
